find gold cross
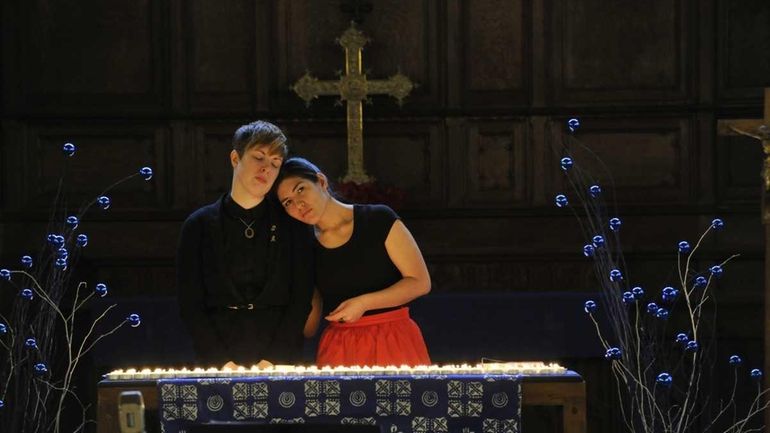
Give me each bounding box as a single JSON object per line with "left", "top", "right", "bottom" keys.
{"left": 717, "top": 88, "right": 770, "bottom": 220}
{"left": 292, "top": 22, "right": 414, "bottom": 184}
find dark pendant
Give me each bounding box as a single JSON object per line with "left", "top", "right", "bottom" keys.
{"left": 244, "top": 227, "right": 255, "bottom": 239}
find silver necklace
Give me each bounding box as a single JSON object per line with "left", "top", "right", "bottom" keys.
{"left": 239, "top": 218, "right": 256, "bottom": 239}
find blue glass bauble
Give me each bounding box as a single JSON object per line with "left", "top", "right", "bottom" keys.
{"left": 555, "top": 194, "right": 568, "bottom": 208}
{"left": 567, "top": 118, "right": 580, "bottom": 132}
{"left": 97, "top": 196, "right": 111, "bottom": 210}
{"left": 62, "top": 142, "right": 76, "bottom": 157}
{"left": 622, "top": 292, "right": 635, "bottom": 304}
{"left": 589, "top": 185, "right": 601, "bottom": 198}
{"left": 584, "top": 300, "right": 597, "bottom": 314}
{"left": 139, "top": 166, "right": 153, "bottom": 181}
{"left": 128, "top": 313, "right": 141, "bottom": 328}
{"left": 656, "top": 372, "right": 673, "bottom": 388}
{"left": 605, "top": 347, "right": 622, "bottom": 360}
{"left": 609, "top": 269, "right": 623, "bottom": 282}
{"left": 647, "top": 302, "right": 659, "bottom": 314}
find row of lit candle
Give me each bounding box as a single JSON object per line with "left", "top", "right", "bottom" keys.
{"left": 105, "top": 362, "right": 566, "bottom": 380}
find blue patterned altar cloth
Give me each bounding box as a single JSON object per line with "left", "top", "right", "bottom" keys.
{"left": 159, "top": 374, "right": 521, "bottom": 433}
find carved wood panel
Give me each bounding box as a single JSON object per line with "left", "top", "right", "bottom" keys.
{"left": 459, "top": 0, "right": 529, "bottom": 107}
{"left": 12, "top": 0, "right": 166, "bottom": 115}
{"left": 461, "top": 119, "right": 529, "bottom": 206}
{"left": 547, "top": 0, "right": 691, "bottom": 105}
{"left": 183, "top": 0, "right": 264, "bottom": 114}
{"left": 716, "top": 135, "right": 763, "bottom": 204}
{"left": 717, "top": 0, "right": 770, "bottom": 103}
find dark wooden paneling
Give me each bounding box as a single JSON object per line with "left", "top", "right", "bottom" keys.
{"left": 547, "top": 0, "right": 691, "bottom": 105}
{"left": 460, "top": 0, "right": 529, "bottom": 107}
{"left": 718, "top": 0, "right": 770, "bottom": 103}
{"left": 461, "top": 119, "right": 529, "bottom": 206}
{"left": 5, "top": 124, "right": 169, "bottom": 211}
{"left": 193, "top": 123, "right": 238, "bottom": 204}
{"left": 13, "top": 0, "right": 167, "bottom": 115}
{"left": 184, "top": 0, "right": 258, "bottom": 114}
{"left": 548, "top": 117, "right": 693, "bottom": 204}
{"left": 273, "top": 0, "right": 439, "bottom": 114}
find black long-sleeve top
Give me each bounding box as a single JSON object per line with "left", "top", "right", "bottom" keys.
{"left": 176, "top": 194, "right": 314, "bottom": 366}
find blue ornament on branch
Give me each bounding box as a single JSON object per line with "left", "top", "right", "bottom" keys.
{"left": 693, "top": 276, "right": 708, "bottom": 288}
{"left": 76, "top": 234, "right": 88, "bottom": 247}
{"left": 678, "top": 241, "right": 690, "bottom": 254}
{"left": 57, "top": 247, "right": 68, "bottom": 260}
{"left": 25, "top": 338, "right": 37, "bottom": 349}
{"left": 55, "top": 258, "right": 67, "bottom": 270}
{"left": 647, "top": 302, "right": 659, "bottom": 315}
{"left": 128, "top": 313, "right": 141, "bottom": 328}
{"left": 709, "top": 265, "right": 723, "bottom": 278}
{"left": 656, "top": 372, "right": 673, "bottom": 388}
{"left": 592, "top": 235, "right": 605, "bottom": 248}
{"left": 729, "top": 355, "right": 742, "bottom": 366}
{"left": 584, "top": 300, "right": 597, "bottom": 314}
{"left": 622, "top": 291, "right": 635, "bottom": 304}
{"left": 685, "top": 341, "right": 699, "bottom": 352}
{"left": 582, "top": 244, "right": 595, "bottom": 257}
{"left": 62, "top": 142, "right": 76, "bottom": 157}
{"left": 1, "top": 269, "right": 11, "bottom": 280}
{"left": 0, "top": 400, "right": 4, "bottom": 409}
{"left": 589, "top": 185, "right": 602, "bottom": 198}
{"left": 97, "top": 196, "right": 111, "bottom": 210}
{"left": 20, "top": 289, "right": 33, "bottom": 300}
{"left": 609, "top": 217, "right": 622, "bottom": 232}
{"left": 631, "top": 286, "right": 644, "bottom": 299}
{"left": 49, "top": 234, "right": 65, "bottom": 247}
{"left": 66, "top": 215, "right": 79, "bottom": 229}
{"left": 655, "top": 308, "right": 669, "bottom": 320}
{"left": 560, "top": 157, "right": 573, "bottom": 171}
{"left": 609, "top": 269, "right": 623, "bottom": 282}
{"left": 21, "top": 255, "right": 33, "bottom": 268}
{"left": 675, "top": 333, "right": 689, "bottom": 344}
{"left": 555, "top": 194, "right": 569, "bottom": 208}
{"left": 0, "top": 323, "right": 7, "bottom": 334}
{"left": 661, "top": 287, "right": 679, "bottom": 302}
{"left": 711, "top": 218, "right": 725, "bottom": 230}
{"left": 605, "top": 347, "right": 622, "bottom": 360}
{"left": 751, "top": 369, "right": 763, "bottom": 380}
{"left": 34, "top": 363, "right": 48, "bottom": 375}
{"left": 95, "top": 283, "right": 108, "bottom": 297}
{"left": 139, "top": 166, "right": 153, "bottom": 181}
{"left": 567, "top": 118, "right": 580, "bottom": 132}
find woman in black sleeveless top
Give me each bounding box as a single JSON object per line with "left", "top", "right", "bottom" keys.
{"left": 275, "top": 157, "right": 431, "bottom": 367}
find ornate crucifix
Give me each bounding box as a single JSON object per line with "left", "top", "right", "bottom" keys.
{"left": 717, "top": 88, "right": 770, "bottom": 219}
{"left": 292, "top": 22, "right": 414, "bottom": 184}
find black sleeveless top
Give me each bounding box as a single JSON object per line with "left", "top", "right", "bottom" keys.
{"left": 315, "top": 204, "right": 402, "bottom": 314}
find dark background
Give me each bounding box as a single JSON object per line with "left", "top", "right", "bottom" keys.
{"left": 1, "top": 1, "right": 769, "bottom": 432}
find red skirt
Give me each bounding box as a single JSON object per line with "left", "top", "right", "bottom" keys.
{"left": 316, "top": 307, "right": 431, "bottom": 367}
